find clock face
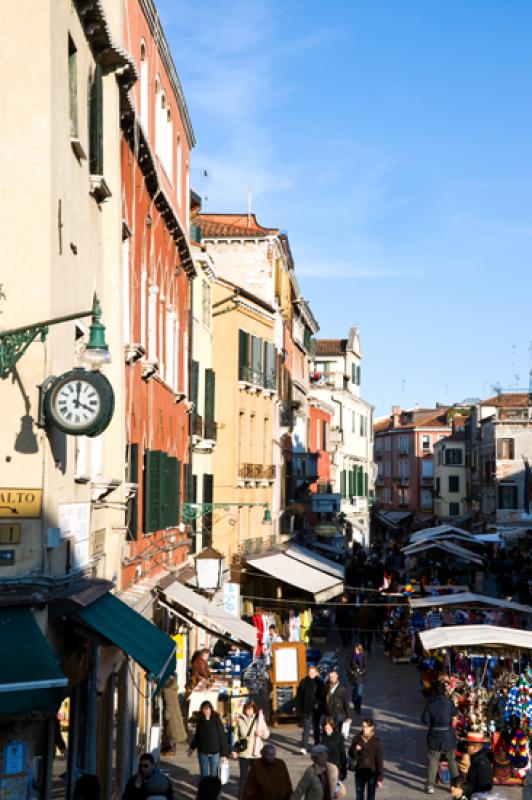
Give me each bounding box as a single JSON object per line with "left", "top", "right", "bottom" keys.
{"left": 53, "top": 379, "right": 101, "bottom": 430}
{"left": 45, "top": 369, "right": 115, "bottom": 436}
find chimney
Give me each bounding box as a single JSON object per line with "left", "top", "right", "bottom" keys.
{"left": 392, "top": 405, "right": 401, "bottom": 427}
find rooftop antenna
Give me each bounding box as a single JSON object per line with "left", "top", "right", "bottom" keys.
{"left": 247, "top": 186, "right": 252, "bottom": 228}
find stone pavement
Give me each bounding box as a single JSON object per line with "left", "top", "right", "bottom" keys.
{"left": 161, "top": 640, "right": 520, "bottom": 800}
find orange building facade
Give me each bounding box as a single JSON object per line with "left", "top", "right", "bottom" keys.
{"left": 120, "top": 0, "right": 196, "bottom": 588}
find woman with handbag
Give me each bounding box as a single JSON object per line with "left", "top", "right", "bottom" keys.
{"left": 346, "top": 643, "right": 367, "bottom": 716}
{"left": 348, "top": 719, "right": 383, "bottom": 800}
{"left": 232, "top": 700, "right": 270, "bottom": 798}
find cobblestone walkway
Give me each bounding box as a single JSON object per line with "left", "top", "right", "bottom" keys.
{"left": 162, "top": 641, "right": 525, "bottom": 799}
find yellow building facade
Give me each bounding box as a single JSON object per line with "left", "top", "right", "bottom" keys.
{"left": 212, "top": 278, "right": 277, "bottom": 561}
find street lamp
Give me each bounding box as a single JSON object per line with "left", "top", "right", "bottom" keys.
{"left": 194, "top": 546, "right": 225, "bottom": 591}
{"left": 81, "top": 295, "right": 111, "bottom": 369}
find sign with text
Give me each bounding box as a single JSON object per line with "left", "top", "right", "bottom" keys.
{"left": 0, "top": 489, "right": 42, "bottom": 519}
{"left": 223, "top": 582, "right": 240, "bottom": 617}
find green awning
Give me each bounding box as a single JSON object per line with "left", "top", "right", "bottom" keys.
{"left": 76, "top": 592, "right": 175, "bottom": 688}
{"left": 0, "top": 608, "right": 68, "bottom": 716}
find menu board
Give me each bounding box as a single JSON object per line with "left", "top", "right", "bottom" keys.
{"left": 273, "top": 646, "right": 298, "bottom": 683}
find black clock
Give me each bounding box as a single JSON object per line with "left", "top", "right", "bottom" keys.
{"left": 44, "top": 368, "right": 114, "bottom": 437}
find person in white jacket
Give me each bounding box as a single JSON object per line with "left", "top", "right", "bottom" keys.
{"left": 232, "top": 700, "right": 270, "bottom": 798}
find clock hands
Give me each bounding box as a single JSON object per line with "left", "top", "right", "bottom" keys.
{"left": 77, "top": 402, "right": 94, "bottom": 413}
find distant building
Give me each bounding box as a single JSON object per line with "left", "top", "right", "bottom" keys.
{"left": 310, "top": 327, "right": 374, "bottom": 545}
{"left": 433, "top": 417, "right": 468, "bottom": 520}
{"left": 374, "top": 405, "right": 451, "bottom": 516}
{"left": 465, "top": 392, "right": 532, "bottom": 526}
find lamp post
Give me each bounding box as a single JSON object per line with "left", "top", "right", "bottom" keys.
{"left": 0, "top": 293, "right": 109, "bottom": 377}
{"left": 194, "top": 546, "right": 225, "bottom": 592}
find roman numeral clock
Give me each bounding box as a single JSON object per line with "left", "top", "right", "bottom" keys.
{"left": 43, "top": 368, "right": 114, "bottom": 437}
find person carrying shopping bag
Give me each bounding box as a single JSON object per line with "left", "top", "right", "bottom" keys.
{"left": 232, "top": 700, "right": 270, "bottom": 798}
{"left": 188, "top": 701, "right": 229, "bottom": 779}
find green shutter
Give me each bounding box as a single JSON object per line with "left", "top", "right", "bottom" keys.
{"left": 204, "top": 368, "right": 215, "bottom": 422}
{"left": 202, "top": 473, "right": 213, "bottom": 543}
{"left": 352, "top": 363, "right": 356, "bottom": 384}
{"left": 357, "top": 466, "right": 364, "bottom": 496}
{"left": 170, "top": 458, "right": 181, "bottom": 526}
{"left": 348, "top": 468, "right": 354, "bottom": 497}
{"left": 340, "top": 471, "right": 346, "bottom": 499}
{"left": 88, "top": 65, "right": 103, "bottom": 174}
{"left": 364, "top": 472, "right": 369, "bottom": 497}
{"left": 191, "top": 360, "right": 199, "bottom": 430}
{"left": 357, "top": 365, "right": 361, "bottom": 385}
{"left": 238, "top": 330, "right": 249, "bottom": 380}
{"left": 127, "top": 443, "right": 139, "bottom": 541}
{"left": 264, "top": 341, "right": 275, "bottom": 390}
{"left": 159, "top": 452, "right": 170, "bottom": 529}
{"left": 143, "top": 450, "right": 161, "bottom": 533}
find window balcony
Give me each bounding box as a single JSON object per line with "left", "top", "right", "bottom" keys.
{"left": 238, "top": 365, "right": 276, "bottom": 393}
{"left": 289, "top": 452, "right": 319, "bottom": 480}
{"left": 420, "top": 475, "right": 434, "bottom": 485}
{"left": 263, "top": 465, "right": 276, "bottom": 480}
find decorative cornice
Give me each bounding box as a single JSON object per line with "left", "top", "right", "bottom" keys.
{"left": 138, "top": 0, "right": 195, "bottom": 148}
{"left": 120, "top": 93, "right": 196, "bottom": 278}
{"left": 74, "top": 0, "right": 137, "bottom": 87}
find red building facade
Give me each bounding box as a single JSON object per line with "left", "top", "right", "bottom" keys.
{"left": 308, "top": 399, "right": 332, "bottom": 492}
{"left": 120, "top": 0, "right": 196, "bottom": 588}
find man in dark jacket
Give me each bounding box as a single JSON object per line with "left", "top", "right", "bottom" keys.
{"left": 323, "top": 668, "right": 349, "bottom": 732}
{"left": 463, "top": 732, "right": 493, "bottom": 797}
{"left": 296, "top": 665, "right": 324, "bottom": 754}
{"left": 122, "top": 753, "right": 174, "bottom": 800}
{"left": 421, "top": 683, "right": 459, "bottom": 794}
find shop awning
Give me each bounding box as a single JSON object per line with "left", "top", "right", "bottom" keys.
{"left": 285, "top": 545, "right": 345, "bottom": 581}
{"left": 76, "top": 592, "right": 175, "bottom": 687}
{"left": 375, "top": 511, "right": 413, "bottom": 530}
{"left": 401, "top": 540, "right": 484, "bottom": 566}
{"left": 0, "top": 608, "right": 68, "bottom": 715}
{"left": 420, "top": 624, "right": 532, "bottom": 651}
{"left": 246, "top": 553, "right": 344, "bottom": 602}
{"left": 410, "top": 592, "right": 532, "bottom": 615}
{"left": 161, "top": 581, "right": 256, "bottom": 649}
{"left": 409, "top": 525, "right": 479, "bottom": 544}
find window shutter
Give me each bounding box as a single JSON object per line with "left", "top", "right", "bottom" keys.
{"left": 340, "top": 470, "right": 346, "bottom": 499}
{"left": 191, "top": 360, "right": 199, "bottom": 430}
{"left": 364, "top": 472, "right": 368, "bottom": 497}
{"left": 202, "top": 473, "right": 213, "bottom": 541}
{"left": 264, "top": 341, "right": 275, "bottom": 390}
{"left": 127, "top": 443, "right": 139, "bottom": 541}
{"left": 252, "top": 335, "right": 262, "bottom": 379}
{"left": 143, "top": 450, "right": 161, "bottom": 533}
{"left": 170, "top": 458, "right": 181, "bottom": 525}
{"left": 238, "top": 330, "right": 249, "bottom": 379}
{"left": 159, "top": 451, "right": 170, "bottom": 529}
{"left": 88, "top": 65, "right": 103, "bottom": 174}
{"left": 357, "top": 466, "right": 364, "bottom": 496}
{"left": 204, "top": 368, "right": 215, "bottom": 422}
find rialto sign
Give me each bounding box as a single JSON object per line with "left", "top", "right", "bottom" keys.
{"left": 0, "top": 489, "right": 43, "bottom": 518}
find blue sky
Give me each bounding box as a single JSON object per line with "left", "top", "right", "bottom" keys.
{"left": 159, "top": 0, "right": 532, "bottom": 416}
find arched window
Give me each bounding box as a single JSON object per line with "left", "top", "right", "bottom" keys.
{"left": 88, "top": 65, "right": 103, "bottom": 174}
{"left": 155, "top": 81, "right": 172, "bottom": 180}
{"left": 140, "top": 41, "right": 149, "bottom": 134}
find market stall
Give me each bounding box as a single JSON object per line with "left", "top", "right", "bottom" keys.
{"left": 419, "top": 625, "right": 532, "bottom": 787}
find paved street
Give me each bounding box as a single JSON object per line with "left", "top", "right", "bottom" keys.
{"left": 160, "top": 639, "right": 527, "bottom": 800}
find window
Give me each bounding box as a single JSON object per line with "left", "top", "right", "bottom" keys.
{"left": 316, "top": 419, "right": 321, "bottom": 451}
{"left": 399, "top": 460, "right": 409, "bottom": 479}
{"left": 263, "top": 341, "right": 276, "bottom": 389}
{"left": 204, "top": 368, "right": 215, "bottom": 436}
{"left": 435, "top": 477, "right": 440, "bottom": 494}
{"left": 252, "top": 335, "right": 262, "bottom": 378}
{"left": 497, "top": 438, "right": 515, "bottom": 460}
{"left": 143, "top": 450, "right": 181, "bottom": 533}
{"left": 202, "top": 280, "right": 211, "bottom": 327}
{"left": 498, "top": 483, "right": 518, "bottom": 510}
{"left": 68, "top": 36, "right": 78, "bottom": 137}
{"left": 122, "top": 235, "right": 130, "bottom": 343}
{"left": 352, "top": 411, "right": 356, "bottom": 433}
{"left": 165, "top": 307, "right": 175, "bottom": 387}
{"left": 140, "top": 269, "right": 147, "bottom": 348}
{"left": 147, "top": 284, "right": 158, "bottom": 362}
{"left": 176, "top": 135, "right": 182, "bottom": 203}
{"left": 422, "top": 459, "right": 433, "bottom": 478}
{"left": 384, "top": 436, "right": 391, "bottom": 452}
{"left": 384, "top": 460, "right": 391, "bottom": 478}
{"left": 155, "top": 85, "right": 172, "bottom": 179}
{"left": 360, "top": 415, "right": 367, "bottom": 437}
{"left": 399, "top": 487, "right": 409, "bottom": 506}
{"left": 445, "top": 448, "right": 463, "bottom": 465}
{"left": 448, "top": 475, "right": 460, "bottom": 493}
{"left": 238, "top": 329, "right": 275, "bottom": 390}
{"left": 449, "top": 502, "right": 460, "bottom": 516}
{"left": 399, "top": 435, "right": 409, "bottom": 454}
{"left": 140, "top": 42, "right": 149, "bottom": 134}
{"left": 420, "top": 489, "right": 433, "bottom": 510}
{"left": 322, "top": 420, "right": 327, "bottom": 451}
{"left": 88, "top": 65, "right": 103, "bottom": 174}
{"left": 421, "top": 434, "right": 431, "bottom": 453}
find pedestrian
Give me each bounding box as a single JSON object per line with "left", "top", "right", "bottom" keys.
{"left": 335, "top": 595, "right": 353, "bottom": 648}
{"left": 263, "top": 624, "right": 283, "bottom": 665}
{"left": 421, "top": 682, "right": 459, "bottom": 794}
{"left": 188, "top": 700, "right": 229, "bottom": 779}
{"left": 196, "top": 776, "right": 222, "bottom": 800}
{"left": 232, "top": 699, "right": 270, "bottom": 798}
{"left": 321, "top": 717, "right": 347, "bottom": 780}
{"left": 290, "top": 744, "right": 339, "bottom": 800}
{"left": 122, "top": 753, "right": 174, "bottom": 800}
{"left": 73, "top": 774, "right": 100, "bottom": 800}
{"left": 323, "top": 668, "right": 349, "bottom": 732}
{"left": 296, "top": 664, "right": 324, "bottom": 755}
{"left": 346, "top": 643, "right": 366, "bottom": 715}
{"left": 355, "top": 598, "right": 375, "bottom": 654}
{"left": 348, "top": 718, "right": 383, "bottom": 800}
{"left": 460, "top": 732, "right": 493, "bottom": 798}
{"left": 242, "top": 743, "right": 292, "bottom": 800}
